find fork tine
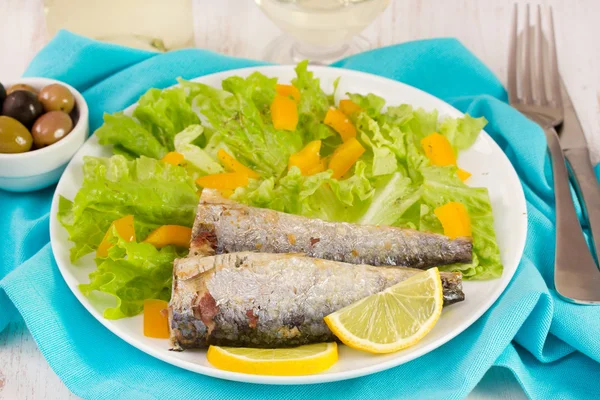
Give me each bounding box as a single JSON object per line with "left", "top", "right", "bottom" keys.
{"left": 507, "top": 3, "right": 519, "bottom": 103}
{"left": 535, "top": 5, "right": 548, "bottom": 105}
{"left": 547, "top": 6, "right": 563, "bottom": 107}
{"left": 522, "top": 4, "right": 533, "bottom": 103}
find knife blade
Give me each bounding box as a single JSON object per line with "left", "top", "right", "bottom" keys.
{"left": 559, "top": 79, "right": 590, "bottom": 150}
{"left": 558, "top": 79, "right": 600, "bottom": 261}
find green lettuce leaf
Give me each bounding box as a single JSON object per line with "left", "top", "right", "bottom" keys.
{"left": 58, "top": 155, "right": 199, "bottom": 261}
{"left": 293, "top": 60, "right": 335, "bottom": 143}
{"left": 379, "top": 104, "right": 414, "bottom": 127}
{"left": 438, "top": 114, "right": 487, "bottom": 151}
{"left": 405, "top": 108, "right": 439, "bottom": 140}
{"left": 96, "top": 112, "right": 167, "bottom": 159}
{"left": 79, "top": 228, "right": 185, "bottom": 319}
{"left": 358, "top": 172, "right": 415, "bottom": 226}
{"left": 173, "top": 125, "right": 223, "bottom": 175}
{"left": 348, "top": 92, "right": 386, "bottom": 119}
{"left": 232, "top": 161, "right": 374, "bottom": 223}
{"left": 419, "top": 166, "right": 503, "bottom": 279}
{"left": 132, "top": 87, "right": 200, "bottom": 151}
{"left": 95, "top": 86, "right": 202, "bottom": 158}
{"left": 356, "top": 113, "right": 404, "bottom": 176}
{"left": 183, "top": 72, "right": 303, "bottom": 177}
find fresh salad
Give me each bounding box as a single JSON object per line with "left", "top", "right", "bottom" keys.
{"left": 58, "top": 61, "right": 500, "bottom": 321}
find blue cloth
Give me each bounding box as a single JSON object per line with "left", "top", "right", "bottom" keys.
{"left": 2, "top": 31, "right": 600, "bottom": 399}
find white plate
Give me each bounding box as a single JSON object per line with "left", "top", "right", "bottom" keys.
{"left": 49, "top": 66, "right": 527, "bottom": 385}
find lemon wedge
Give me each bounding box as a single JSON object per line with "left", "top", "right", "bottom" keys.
{"left": 206, "top": 342, "right": 338, "bottom": 375}
{"left": 324, "top": 268, "right": 443, "bottom": 354}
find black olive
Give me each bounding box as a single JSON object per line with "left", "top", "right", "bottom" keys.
{"left": 1, "top": 90, "right": 44, "bottom": 128}
{"left": 0, "top": 82, "right": 6, "bottom": 109}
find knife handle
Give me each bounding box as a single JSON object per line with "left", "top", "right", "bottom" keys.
{"left": 544, "top": 127, "right": 600, "bottom": 303}
{"left": 564, "top": 148, "right": 600, "bottom": 259}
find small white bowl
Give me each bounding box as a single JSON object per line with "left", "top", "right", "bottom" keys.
{"left": 0, "top": 77, "right": 89, "bottom": 192}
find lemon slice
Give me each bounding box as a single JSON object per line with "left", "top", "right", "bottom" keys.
{"left": 207, "top": 342, "right": 338, "bottom": 375}
{"left": 324, "top": 268, "right": 443, "bottom": 354}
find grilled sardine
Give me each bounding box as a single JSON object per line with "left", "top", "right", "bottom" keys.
{"left": 169, "top": 252, "right": 464, "bottom": 349}
{"left": 190, "top": 189, "right": 472, "bottom": 269}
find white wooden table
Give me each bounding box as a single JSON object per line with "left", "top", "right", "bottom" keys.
{"left": 0, "top": 0, "right": 598, "bottom": 399}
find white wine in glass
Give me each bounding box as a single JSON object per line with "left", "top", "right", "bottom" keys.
{"left": 256, "top": 0, "right": 390, "bottom": 64}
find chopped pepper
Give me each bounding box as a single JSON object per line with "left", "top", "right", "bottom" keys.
{"left": 288, "top": 140, "right": 321, "bottom": 175}
{"left": 339, "top": 99, "right": 362, "bottom": 117}
{"left": 434, "top": 202, "right": 472, "bottom": 239}
{"left": 421, "top": 133, "right": 456, "bottom": 166}
{"left": 328, "top": 137, "right": 365, "bottom": 179}
{"left": 217, "top": 149, "right": 259, "bottom": 179}
{"left": 143, "top": 225, "right": 192, "bottom": 248}
{"left": 96, "top": 215, "right": 136, "bottom": 258}
{"left": 324, "top": 107, "right": 357, "bottom": 142}
{"left": 421, "top": 133, "right": 471, "bottom": 182}
{"left": 161, "top": 151, "right": 185, "bottom": 166}
{"left": 305, "top": 158, "right": 328, "bottom": 175}
{"left": 196, "top": 172, "right": 249, "bottom": 190}
{"left": 271, "top": 94, "right": 298, "bottom": 131}
{"left": 276, "top": 84, "right": 301, "bottom": 103}
{"left": 217, "top": 189, "right": 234, "bottom": 198}
{"left": 457, "top": 168, "right": 472, "bottom": 182}
{"left": 143, "top": 299, "right": 170, "bottom": 338}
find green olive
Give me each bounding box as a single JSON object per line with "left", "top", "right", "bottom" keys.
{"left": 0, "top": 116, "right": 33, "bottom": 153}
{"left": 38, "top": 83, "right": 75, "bottom": 113}
{"left": 31, "top": 111, "right": 73, "bottom": 147}
{"left": 7, "top": 83, "right": 37, "bottom": 95}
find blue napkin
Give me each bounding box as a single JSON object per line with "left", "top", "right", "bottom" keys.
{"left": 2, "top": 31, "right": 600, "bottom": 400}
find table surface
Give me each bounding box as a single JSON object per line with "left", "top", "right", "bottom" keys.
{"left": 0, "top": 0, "right": 598, "bottom": 399}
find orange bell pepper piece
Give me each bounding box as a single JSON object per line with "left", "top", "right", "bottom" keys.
{"left": 421, "top": 133, "right": 456, "bottom": 166}
{"left": 143, "top": 225, "right": 192, "bottom": 249}
{"left": 161, "top": 151, "right": 185, "bottom": 166}
{"left": 328, "top": 137, "right": 366, "bottom": 179}
{"left": 457, "top": 168, "right": 471, "bottom": 182}
{"left": 271, "top": 94, "right": 298, "bottom": 131}
{"left": 306, "top": 158, "right": 328, "bottom": 175}
{"left": 288, "top": 140, "right": 322, "bottom": 175}
{"left": 196, "top": 172, "right": 249, "bottom": 190}
{"left": 217, "top": 149, "right": 259, "bottom": 179}
{"left": 217, "top": 189, "right": 234, "bottom": 198}
{"left": 143, "top": 299, "right": 170, "bottom": 338}
{"left": 276, "top": 84, "right": 301, "bottom": 103}
{"left": 96, "top": 215, "right": 136, "bottom": 258}
{"left": 324, "top": 107, "right": 357, "bottom": 142}
{"left": 434, "top": 202, "right": 472, "bottom": 239}
{"left": 339, "top": 99, "right": 362, "bottom": 117}
{"left": 421, "top": 133, "right": 471, "bottom": 181}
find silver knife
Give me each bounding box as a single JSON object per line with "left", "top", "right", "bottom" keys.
{"left": 558, "top": 79, "right": 600, "bottom": 260}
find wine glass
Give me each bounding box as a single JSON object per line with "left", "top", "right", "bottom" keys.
{"left": 255, "top": 0, "right": 390, "bottom": 65}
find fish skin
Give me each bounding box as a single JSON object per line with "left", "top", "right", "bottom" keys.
{"left": 169, "top": 252, "right": 464, "bottom": 349}
{"left": 190, "top": 189, "right": 473, "bottom": 269}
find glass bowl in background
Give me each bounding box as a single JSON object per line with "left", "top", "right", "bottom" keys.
{"left": 256, "top": 0, "right": 390, "bottom": 64}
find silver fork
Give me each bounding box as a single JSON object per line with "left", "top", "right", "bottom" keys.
{"left": 508, "top": 4, "right": 600, "bottom": 304}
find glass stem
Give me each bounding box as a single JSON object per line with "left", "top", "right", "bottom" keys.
{"left": 291, "top": 41, "right": 351, "bottom": 65}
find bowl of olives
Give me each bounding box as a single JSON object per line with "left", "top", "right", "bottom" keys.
{"left": 0, "top": 78, "right": 89, "bottom": 192}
